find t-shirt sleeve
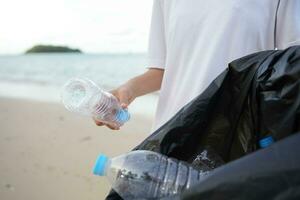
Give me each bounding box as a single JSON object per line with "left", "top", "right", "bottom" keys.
{"left": 147, "top": 0, "right": 166, "bottom": 69}
{"left": 276, "top": 0, "right": 300, "bottom": 49}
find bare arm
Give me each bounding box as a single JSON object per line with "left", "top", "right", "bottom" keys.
{"left": 124, "top": 67, "right": 164, "bottom": 98}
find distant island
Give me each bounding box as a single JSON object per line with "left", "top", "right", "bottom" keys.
{"left": 25, "top": 45, "right": 82, "bottom": 54}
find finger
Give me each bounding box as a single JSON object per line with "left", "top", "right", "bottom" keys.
{"left": 95, "top": 121, "right": 104, "bottom": 126}
{"left": 120, "top": 103, "right": 128, "bottom": 109}
{"left": 118, "top": 93, "right": 130, "bottom": 108}
{"left": 93, "top": 117, "right": 104, "bottom": 126}
{"left": 106, "top": 124, "right": 120, "bottom": 130}
{"left": 110, "top": 88, "right": 130, "bottom": 109}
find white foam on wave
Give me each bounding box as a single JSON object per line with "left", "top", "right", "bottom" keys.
{"left": 0, "top": 80, "right": 158, "bottom": 117}
{"left": 0, "top": 80, "right": 60, "bottom": 102}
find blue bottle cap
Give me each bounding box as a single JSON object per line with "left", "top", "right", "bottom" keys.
{"left": 116, "top": 109, "right": 130, "bottom": 123}
{"left": 259, "top": 136, "right": 274, "bottom": 148}
{"left": 93, "top": 154, "right": 108, "bottom": 176}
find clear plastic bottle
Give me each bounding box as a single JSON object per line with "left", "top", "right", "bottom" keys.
{"left": 61, "top": 78, "right": 130, "bottom": 127}
{"left": 93, "top": 150, "right": 210, "bottom": 200}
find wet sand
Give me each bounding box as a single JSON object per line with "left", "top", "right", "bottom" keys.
{"left": 0, "top": 97, "right": 153, "bottom": 200}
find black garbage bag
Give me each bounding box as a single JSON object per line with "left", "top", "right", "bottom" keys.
{"left": 106, "top": 46, "right": 300, "bottom": 200}
{"left": 178, "top": 133, "right": 300, "bottom": 200}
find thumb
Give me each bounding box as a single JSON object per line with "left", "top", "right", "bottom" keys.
{"left": 110, "top": 89, "right": 130, "bottom": 109}
{"left": 118, "top": 91, "right": 130, "bottom": 109}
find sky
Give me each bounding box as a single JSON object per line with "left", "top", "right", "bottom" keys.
{"left": 0, "top": 0, "right": 153, "bottom": 54}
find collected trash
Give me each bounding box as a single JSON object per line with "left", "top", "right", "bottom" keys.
{"left": 179, "top": 133, "right": 300, "bottom": 200}
{"left": 106, "top": 46, "right": 300, "bottom": 199}
{"left": 93, "top": 150, "right": 210, "bottom": 200}
{"left": 259, "top": 136, "right": 274, "bottom": 148}
{"left": 61, "top": 78, "right": 130, "bottom": 127}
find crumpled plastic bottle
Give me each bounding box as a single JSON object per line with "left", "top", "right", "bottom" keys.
{"left": 61, "top": 78, "right": 130, "bottom": 127}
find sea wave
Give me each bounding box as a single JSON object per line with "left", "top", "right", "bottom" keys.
{"left": 0, "top": 53, "right": 158, "bottom": 116}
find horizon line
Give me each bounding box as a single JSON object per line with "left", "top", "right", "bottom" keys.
{"left": 0, "top": 51, "right": 147, "bottom": 56}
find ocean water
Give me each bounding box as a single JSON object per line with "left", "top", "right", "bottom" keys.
{"left": 0, "top": 53, "right": 148, "bottom": 88}
{"left": 0, "top": 53, "right": 158, "bottom": 116}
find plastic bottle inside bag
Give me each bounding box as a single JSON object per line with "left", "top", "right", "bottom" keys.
{"left": 93, "top": 150, "right": 210, "bottom": 200}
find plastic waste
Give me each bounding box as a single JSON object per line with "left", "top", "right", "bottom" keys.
{"left": 106, "top": 46, "right": 300, "bottom": 200}
{"left": 61, "top": 78, "right": 130, "bottom": 127}
{"left": 259, "top": 136, "right": 274, "bottom": 148}
{"left": 93, "top": 150, "right": 210, "bottom": 200}
{"left": 180, "top": 133, "right": 300, "bottom": 200}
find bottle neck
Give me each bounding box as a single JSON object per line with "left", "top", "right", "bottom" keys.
{"left": 116, "top": 109, "right": 130, "bottom": 123}
{"left": 259, "top": 136, "right": 274, "bottom": 148}
{"left": 93, "top": 155, "right": 110, "bottom": 176}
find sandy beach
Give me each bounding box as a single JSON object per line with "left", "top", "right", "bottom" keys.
{"left": 0, "top": 97, "right": 153, "bottom": 200}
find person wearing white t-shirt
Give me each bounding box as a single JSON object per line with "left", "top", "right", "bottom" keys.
{"left": 94, "top": 0, "right": 300, "bottom": 132}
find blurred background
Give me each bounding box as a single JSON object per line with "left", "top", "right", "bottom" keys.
{"left": 0, "top": 0, "right": 157, "bottom": 199}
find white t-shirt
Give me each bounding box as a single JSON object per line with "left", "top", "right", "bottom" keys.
{"left": 147, "top": 0, "right": 300, "bottom": 131}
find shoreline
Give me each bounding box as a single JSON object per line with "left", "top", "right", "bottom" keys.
{"left": 0, "top": 80, "right": 158, "bottom": 117}
{"left": 0, "top": 96, "right": 154, "bottom": 200}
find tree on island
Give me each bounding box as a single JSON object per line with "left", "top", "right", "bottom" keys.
{"left": 25, "top": 45, "right": 82, "bottom": 53}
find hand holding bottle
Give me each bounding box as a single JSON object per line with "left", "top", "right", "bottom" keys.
{"left": 61, "top": 78, "right": 130, "bottom": 128}
{"left": 93, "top": 85, "right": 135, "bottom": 130}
